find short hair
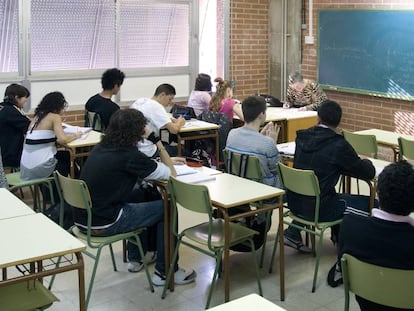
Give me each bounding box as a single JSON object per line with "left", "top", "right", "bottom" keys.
{"left": 289, "top": 71, "right": 304, "bottom": 84}
{"left": 194, "top": 73, "right": 212, "bottom": 92}
{"left": 242, "top": 96, "right": 267, "bottom": 123}
{"left": 154, "top": 84, "right": 176, "bottom": 96}
{"left": 317, "top": 100, "right": 341, "bottom": 127}
{"left": 376, "top": 160, "right": 414, "bottom": 216}
{"left": 4, "top": 84, "right": 30, "bottom": 104}
{"left": 101, "top": 68, "right": 125, "bottom": 90}
{"left": 101, "top": 109, "right": 147, "bottom": 148}
{"left": 32, "top": 92, "right": 67, "bottom": 129}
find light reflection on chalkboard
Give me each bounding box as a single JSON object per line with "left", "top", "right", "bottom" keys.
{"left": 387, "top": 79, "right": 412, "bottom": 100}
{"left": 395, "top": 111, "right": 414, "bottom": 136}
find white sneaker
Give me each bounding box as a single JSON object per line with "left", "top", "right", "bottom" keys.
{"left": 152, "top": 268, "right": 197, "bottom": 286}
{"left": 127, "top": 261, "right": 144, "bottom": 273}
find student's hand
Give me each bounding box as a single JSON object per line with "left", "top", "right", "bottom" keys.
{"left": 171, "top": 157, "right": 186, "bottom": 165}
{"left": 298, "top": 106, "right": 307, "bottom": 111}
{"left": 75, "top": 130, "right": 82, "bottom": 139}
{"left": 261, "top": 122, "right": 280, "bottom": 144}
{"left": 283, "top": 102, "right": 290, "bottom": 109}
{"left": 175, "top": 116, "right": 186, "bottom": 127}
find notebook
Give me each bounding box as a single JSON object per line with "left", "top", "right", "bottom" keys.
{"left": 62, "top": 123, "right": 92, "bottom": 139}
{"left": 176, "top": 171, "right": 216, "bottom": 184}
{"left": 174, "top": 165, "right": 198, "bottom": 176}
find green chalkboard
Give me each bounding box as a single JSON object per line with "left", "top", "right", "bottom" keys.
{"left": 318, "top": 10, "right": 414, "bottom": 100}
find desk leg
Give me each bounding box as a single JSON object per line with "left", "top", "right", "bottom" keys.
{"left": 278, "top": 197, "right": 285, "bottom": 301}
{"left": 214, "top": 129, "right": 220, "bottom": 168}
{"left": 177, "top": 135, "right": 182, "bottom": 156}
{"left": 223, "top": 209, "right": 230, "bottom": 302}
{"left": 67, "top": 148, "right": 76, "bottom": 178}
{"left": 75, "top": 252, "right": 86, "bottom": 311}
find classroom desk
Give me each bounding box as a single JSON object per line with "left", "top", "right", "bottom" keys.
{"left": 0, "top": 188, "right": 35, "bottom": 220}
{"left": 354, "top": 129, "right": 414, "bottom": 161}
{"left": 198, "top": 173, "right": 285, "bottom": 303}
{"left": 207, "top": 293, "right": 287, "bottom": 311}
{"left": 176, "top": 119, "right": 220, "bottom": 160}
{"left": 0, "top": 213, "right": 86, "bottom": 310}
{"left": 266, "top": 107, "right": 317, "bottom": 142}
{"left": 63, "top": 130, "right": 102, "bottom": 177}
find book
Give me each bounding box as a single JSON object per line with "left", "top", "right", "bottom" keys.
{"left": 176, "top": 171, "right": 216, "bottom": 184}
{"left": 62, "top": 123, "right": 92, "bottom": 139}
{"left": 174, "top": 164, "right": 198, "bottom": 176}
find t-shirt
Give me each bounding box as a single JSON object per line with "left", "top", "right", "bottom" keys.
{"left": 219, "top": 98, "right": 236, "bottom": 122}
{"left": 187, "top": 90, "right": 211, "bottom": 117}
{"left": 85, "top": 94, "right": 120, "bottom": 129}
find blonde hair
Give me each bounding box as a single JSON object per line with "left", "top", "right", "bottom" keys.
{"left": 210, "top": 77, "right": 232, "bottom": 112}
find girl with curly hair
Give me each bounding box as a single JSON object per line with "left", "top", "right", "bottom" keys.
{"left": 20, "top": 91, "right": 81, "bottom": 180}
{"left": 210, "top": 77, "right": 243, "bottom": 122}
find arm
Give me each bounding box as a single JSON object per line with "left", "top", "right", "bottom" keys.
{"left": 53, "top": 114, "right": 82, "bottom": 144}
{"left": 165, "top": 117, "right": 185, "bottom": 134}
{"left": 339, "top": 142, "right": 376, "bottom": 180}
{"left": 232, "top": 102, "right": 244, "bottom": 121}
{"left": 9, "top": 107, "right": 31, "bottom": 133}
{"left": 260, "top": 122, "right": 280, "bottom": 145}
{"left": 155, "top": 141, "right": 177, "bottom": 177}
{"left": 303, "top": 82, "right": 328, "bottom": 111}
{"left": 285, "top": 83, "right": 295, "bottom": 108}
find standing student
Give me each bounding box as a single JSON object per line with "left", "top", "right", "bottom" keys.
{"left": 0, "top": 83, "right": 31, "bottom": 168}
{"left": 85, "top": 68, "right": 125, "bottom": 129}
{"left": 339, "top": 160, "right": 414, "bottom": 311}
{"left": 210, "top": 77, "right": 243, "bottom": 122}
{"left": 284, "top": 71, "right": 327, "bottom": 111}
{"left": 187, "top": 73, "right": 212, "bottom": 117}
{"left": 284, "top": 100, "right": 376, "bottom": 253}
{"left": 20, "top": 92, "right": 81, "bottom": 180}
{"left": 130, "top": 83, "right": 185, "bottom": 157}
{"left": 77, "top": 109, "right": 196, "bottom": 286}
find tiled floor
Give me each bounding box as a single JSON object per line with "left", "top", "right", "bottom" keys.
{"left": 35, "top": 208, "right": 361, "bottom": 311}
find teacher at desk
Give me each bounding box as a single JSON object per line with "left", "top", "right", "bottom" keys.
{"left": 283, "top": 71, "right": 328, "bottom": 111}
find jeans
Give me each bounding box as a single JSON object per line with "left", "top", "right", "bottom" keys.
{"left": 97, "top": 200, "right": 167, "bottom": 274}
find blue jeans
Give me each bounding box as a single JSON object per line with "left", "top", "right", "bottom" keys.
{"left": 98, "top": 200, "right": 167, "bottom": 274}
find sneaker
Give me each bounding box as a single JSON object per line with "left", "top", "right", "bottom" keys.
{"left": 143, "top": 251, "right": 157, "bottom": 264}
{"left": 327, "top": 261, "right": 343, "bottom": 287}
{"left": 128, "top": 261, "right": 144, "bottom": 273}
{"left": 152, "top": 268, "right": 197, "bottom": 286}
{"left": 283, "top": 235, "right": 312, "bottom": 253}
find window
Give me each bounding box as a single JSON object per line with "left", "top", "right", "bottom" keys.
{"left": 0, "top": 0, "right": 18, "bottom": 73}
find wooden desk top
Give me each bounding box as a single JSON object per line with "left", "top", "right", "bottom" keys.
{"left": 198, "top": 173, "right": 284, "bottom": 208}
{"left": 207, "top": 293, "right": 286, "bottom": 311}
{"left": 0, "top": 188, "right": 35, "bottom": 220}
{"left": 0, "top": 213, "right": 85, "bottom": 268}
{"left": 355, "top": 129, "right": 414, "bottom": 147}
{"left": 66, "top": 130, "right": 102, "bottom": 148}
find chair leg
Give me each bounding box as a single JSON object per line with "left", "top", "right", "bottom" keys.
{"left": 205, "top": 249, "right": 223, "bottom": 309}
{"left": 86, "top": 247, "right": 104, "bottom": 308}
{"left": 162, "top": 239, "right": 181, "bottom": 299}
{"left": 259, "top": 211, "right": 272, "bottom": 268}
{"left": 133, "top": 234, "right": 154, "bottom": 293}
{"left": 249, "top": 238, "right": 263, "bottom": 296}
{"left": 109, "top": 244, "right": 117, "bottom": 271}
{"left": 122, "top": 240, "right": 127, "bottom": 263}
{"left": 311, "top": 232, "right": 325, "bottom": 293}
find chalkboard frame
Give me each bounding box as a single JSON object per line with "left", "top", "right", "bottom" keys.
{"left": 317, "top": 9, "right": 414, "bottom": 101}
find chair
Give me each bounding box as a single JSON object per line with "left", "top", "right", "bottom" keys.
{"left": 53, "top": 171, "right": 154, "bottom": 308}
{"left": 161, "top": 177, "right": 262, "bottom": 309}
{"left": 341, "top": 253, "right": 414, "bottom": 311}
{"left": 269, "top": 162, "right": 342, "bottom": 292}
{"left": 6, "top": 172, "right": 55, "bottom": 212}
{"left": 84, "top": 110, "right": 104, "bottom": 132}
{"left": 222, "top": 149, "right": 274, "bottom": 268}
{"left": 398, "top": 136, "right": 414, "bottom": 161}
{"left": 342, "top": 130, "right": 377, "bottom": 158}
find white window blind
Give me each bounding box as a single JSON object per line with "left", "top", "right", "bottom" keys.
{"left": 0, "top": 0, "right": 18, "bottom": 73}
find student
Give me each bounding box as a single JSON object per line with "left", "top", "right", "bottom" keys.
{"left": 0, "top": 83, "right": 31, "bottom": 168}
{"left": 130, "top": 83, "right": 185, "bottom": 157}
{"left": 339, "top": 160, "right": 414, "bottom": 311}
{"left": 85, "top": 68, "right": 124, "bottom": 129}
{"left": 20, "top": 92, "right": 81, "bottom": 180}
{"left": 77, "top": 109, "right": 196, "bottom": 286}
{"left": 284, "top": 71, "right": 327, "bottom": 111}
{"left": 284, "top": 100, "right": 376, "bottom": 252}
{"left": 210, "top": 77, "right": 243, "bottom": 122}
{"left": 187, "top": 73, "right": 212, "bottom": 117}
{"left": 226, "top": 95, "right": 281, "bottom": 189}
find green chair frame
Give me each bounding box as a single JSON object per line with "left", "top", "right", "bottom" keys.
{"left": 398, "top": 136, "right": 414, "bottom": 161}
{"left": 6, "top": 171, "right": 55, "bottom": 212}
{"left": 162, "top": 177, "right": 262, "bottom": 309}
{"left": 84, "top": 110, "right": 105, "bottom": 132}
{"left": 222, "top": 149, "right": 274, "bottom": 268}
{"left": 341, "top": 253, "right": 414, "bottom": 311}
{"left": 53, "top": 171, "right": 154, "bottom": 308}
{"left": 269, "top": 163, "right": 342, "bottom": 292}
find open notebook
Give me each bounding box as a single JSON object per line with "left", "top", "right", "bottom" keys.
{"left": 174, "top": 165, "right": 216, "bottom": 183}
{"left": 62, "top": 123, "right": 92, "bottom": 139}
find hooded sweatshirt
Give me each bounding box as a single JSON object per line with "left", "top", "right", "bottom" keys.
{"left": 290, "top": 125, "right": 375, "bottom": 220}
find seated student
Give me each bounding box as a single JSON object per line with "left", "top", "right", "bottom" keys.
{"left": 339, "top": 160, "right": 414, "bottom": 311}
{"left": 0, "top": 83, "right": 31, "bottom": 168}
{"left": 210, "top": 77, "right": 243, "bottom": 123}
{"left": 187, "top": 73, "right": 212, "bottom": 117}
{"left": 85, "top": 68, "right": 124, "bottom": 130}
{"left": 283, "top": 71, "right": 327, "bottom": 111}
{"left": 20, "top": 92, "right": 81, "bottom": 180}
{"left": 284, "top": 100, "right": 376, "bottom": 253}
{"left": 130, "top": 83, "right": 185, "bottom": 157}
{"left": 226, "top": 95, "right": 281, "bottom": 189}
{"left": 77, "top": 109, "right": 196, "bottom": 286}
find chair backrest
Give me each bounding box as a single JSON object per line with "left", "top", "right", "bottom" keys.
{"left": 343, "top": 130, "right": 378, "bottom": 158}
{"left": 54, "top": 171, "right": 92, "bottom": 211}
{"left": 398, "top": 136, "right": 414, "bottom": 161}
{"left": 84, "top": 110, "right": 104, "bottom": 132}
{"left": 341, "top": 253, "right": 414, "bottom": 309}
{"left": 223, "top": 149, "right": 263, "bottom": 183}
{"left": 277, "top": 162, "right": 321, "bottom": 222}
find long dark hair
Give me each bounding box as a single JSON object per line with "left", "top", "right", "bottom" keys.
{"left": 101, "top": 109, "right": 147, "bottom": 148}
{"left": 32, "top": 92, "right": 67, "bottom": 129}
